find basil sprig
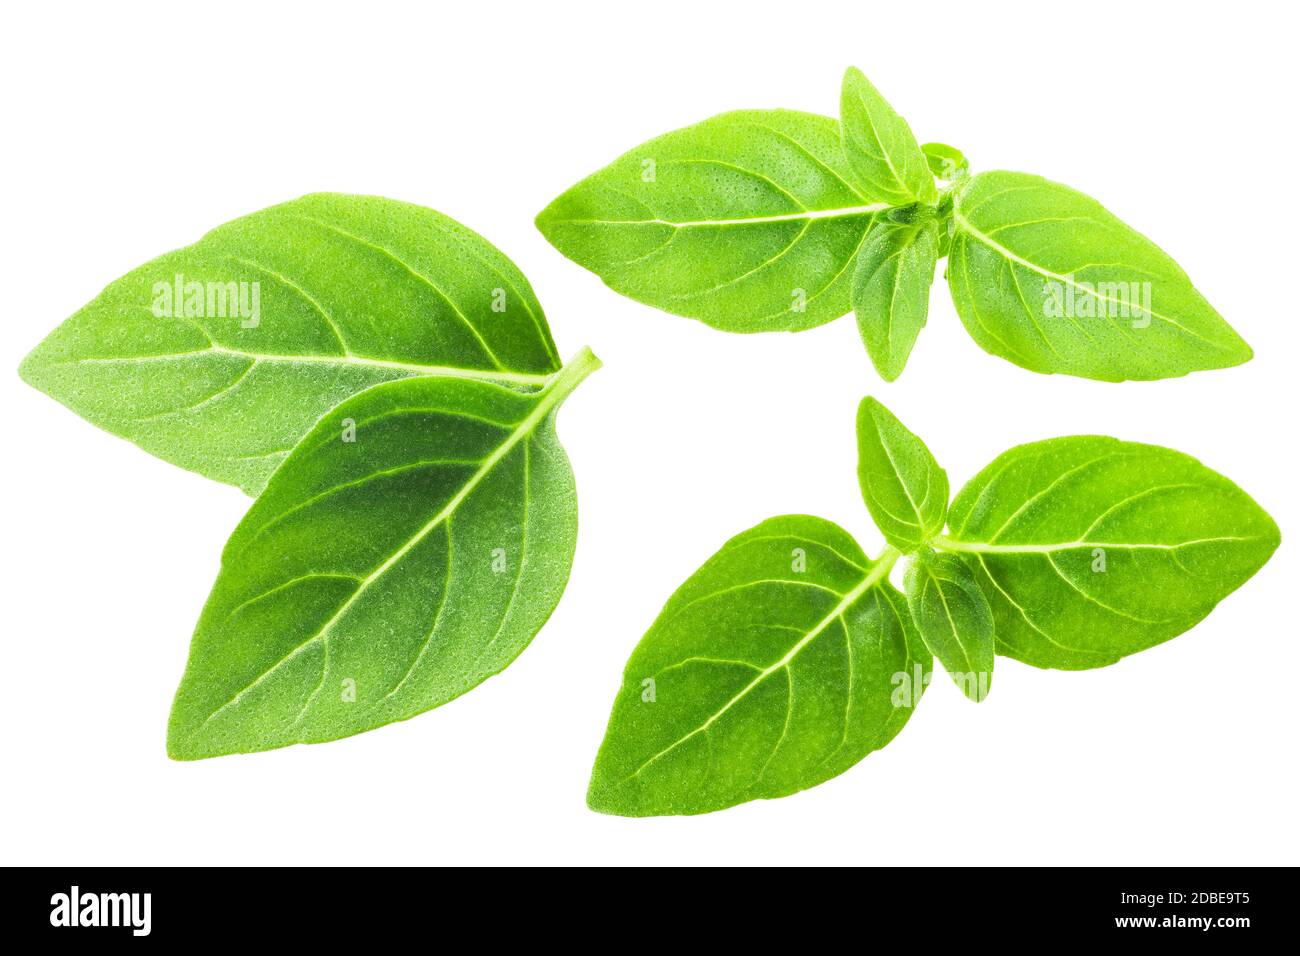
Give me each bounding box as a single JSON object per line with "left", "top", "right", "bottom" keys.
{"left": 589, "top": 398, "right": 1278, "bottom": 815}
{"left": 538, "top": 67, "right": 1252, "bottom": 383}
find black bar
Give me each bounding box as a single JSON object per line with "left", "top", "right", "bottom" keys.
{"left": 9, "top": 866, "right": 1289, "bottom": 941}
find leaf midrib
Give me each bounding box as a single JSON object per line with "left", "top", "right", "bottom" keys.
{"left": 544, "top": 203, "right": 888, "bottom": 229}
{"left": 61, "top": 345, "right": 555, "bottom": 386}
{"left": 925, "top": 570, "right": 976, "bottom": 674}
{"left": 874, "top": 423, "right": 932, "bottom": 539}
{"left": 625, "top": 547, "right": 900, "bottom": 782}
{"left": 846, "top": 86, "right": 910, "bottom": 201}
{"left": 934, "top": 535, "right": 1263, "bottom": 554}
{"left": 951, "top": 210, "right": 1221, "bottom": 348}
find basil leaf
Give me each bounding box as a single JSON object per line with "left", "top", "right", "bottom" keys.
{"left": 856, "top": 397, "right": 948, "bottom": 553}
{"left": 922, "top": 142, "right": 969, "bottom": 182}
{"left": 587, "top": 516, "right": 929, "bottom": 816}
{"left": 948, "top": 171, "right": 1252, "bottom": 381}
{"left": 904, "top": 551, "right": 995, "bottom": 702}
{"left": 839, "top": 67, "right": 937, "bottom": 207}
{"left": 939, "top": 436, "right": 1280, "bottom": 669}
{"left": 167, "top": 348, "right": 599, "bottom": 759}
{"left": 20, "top": 193, "right": 560, "bottom": 494}
{"left": 536, "top": 110, "right": 884, "bottom": 332}
{"left": 851, "top": 218, "right": 940, "bottom": 381}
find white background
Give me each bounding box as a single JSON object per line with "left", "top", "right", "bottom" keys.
{"left": 3, "top": 0, "right": 1296, "bottom": 866}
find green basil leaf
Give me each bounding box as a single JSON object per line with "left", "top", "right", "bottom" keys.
{"left": 851, "top": 219, "right": 940, "bottom": 381}
{"left": 922, "top": 142, "right": 969, "bottom": 181}
{"left": 20, "top": 193, "right": 560, "bottom": 494}
{"left": 535, "top": 110, "right": 885, "bottom": 332}
{"left": 948, "top": 171, "right": 1252, "bottom": 381}
{"left": 587, "top": 516, "right": 929, "bottom": 816}
{"left": 839, "top": 67, "right": 937, "bottom": 207}
{"left": 856, "top": 397, "right": 948, "bottom": 552}
{"left": 904, "top": 551, "right": 995, "bottom": 702}
{"left": 939, "top": 437, "right": 1279, "bottom": 669}
{"left": 167, "top": 348, "right": 599, "bottom": 759}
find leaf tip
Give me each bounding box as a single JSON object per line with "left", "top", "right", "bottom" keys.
{"left": 165, "top": 729, "right": 197, "bottom": 762}
{"left": 166, "top": 718, "right": 239, "bottom": 761}
{"left": 534, "top": 197, "right": 566, "bottom": 240}
{"left": 875, "top": 360, "right": 905, "bottom": 384}
{"left": 585, "top": 772, "right": 623, "bottom": 816}
{"left": 16, "top": 342, "right": 47, "bottom": 388}
{"left": 1257, "top": 507, "right": 1282, "bottom": 556}
{"left": 166, "top": 699, "right": 217, "bottom": 761}
{"left": 841, "top": 64, "right": 867, "bottom": 90}
{"left": 856, "top": 394, "right": 898, "bottom": 431}
{"left": 1203, "top": 329, "right": 1254, "bottom": 371}
{"left": 857, "top": 393, "right": 884, "bottom": 416}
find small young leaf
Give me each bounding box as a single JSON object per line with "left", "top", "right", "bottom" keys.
{"left": 939, "top": 436, "right": 1280, "bottom": 669}
{"left": 856, "top": 397, "right": 948, "bottom": 553}
{"left": 587, "top": 516, "right": 929, "bottom": 816}
{"left": 948, "top": 171, "right": 1252, "bottom": 381}
{"left": 167, "top": 348, "right": 599, "bottom": 759}
{"left": 851, "top": 219, "right": 940, "bottom": 380}
{"left": 839, "top": 67, "right": 937, "bottom": 207}
{"left": 536, "top": 110, "right": 884, "bottom": 332}
{"left": 904, "top": 551, "right": 995, "bottom": 702}
{"left": 20, "top": 194, "right": 560, "bottom": 494}
{"left": 921, "top": 142, "right": 969, "bottom": 181}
